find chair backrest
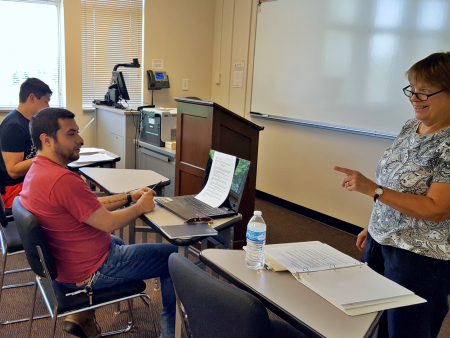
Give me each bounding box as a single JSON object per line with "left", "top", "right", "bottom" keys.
{"left": 168, "top": 253, "right": 272, "bottom": 338}
{"left": 0, "top": 196, "right": 9, "bottom": 227}
{"left": 11, "top": 196, "right": 58, "bottom": 279}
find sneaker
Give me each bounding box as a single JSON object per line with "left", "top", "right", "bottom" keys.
{"left": 63, "top": 310, "right": 101, "bottom": 338}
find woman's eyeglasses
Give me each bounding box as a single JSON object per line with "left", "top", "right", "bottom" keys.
{"left": 403, "top": 85, "right": 445, "bottom": 101}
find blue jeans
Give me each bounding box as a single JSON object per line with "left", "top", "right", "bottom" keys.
{"left": 362, "top": 232, "right": 450, "bottom": 338}
{"left": 59, "top": 236, "right": 178, "bottom": 338}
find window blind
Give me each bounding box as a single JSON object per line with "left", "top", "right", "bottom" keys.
{"left": 81, "top": 0, "right": 143, "bottom": 109}
{"left": 0, "top": 0, "right": 64, "bottom": 108}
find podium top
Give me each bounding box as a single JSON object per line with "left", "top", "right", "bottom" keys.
{"left": 174, "top": 97, "right": 264, "bottom": 131}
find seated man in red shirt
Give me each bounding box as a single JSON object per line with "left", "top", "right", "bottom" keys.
{"left": 19, "top": 108, "right": 177, "bottom": 338}
{"left": 0, "top": 78, "right": 52, "bottom": 214}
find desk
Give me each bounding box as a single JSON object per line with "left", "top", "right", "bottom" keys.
{"left": 78, "top": 167, "right": 170, "bottom": 244}
{"left": 200, "top": 249, "right": 381, "bottom": 338}
{"left": 141, "top": 208, "right": 242, "bottom": 338}
{"left": 140, "top": 205, "right": 241, "bottom": 256}
{"left": 79, "top": 167, "right": 170, "bottom": 196}
{"left": 68, "top": 150, "right": 120, "bottom": 172}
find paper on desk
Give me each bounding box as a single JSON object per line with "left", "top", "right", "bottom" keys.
{"left": 195, "top": 152, "right": 236, "bottom": 208}
{"left": 79, "top": 147, "right": 105, "bottom": 154}
{"left": 265, "top": 242, "right": 356, "bottom": 274}
{"left": 298, "top": 264, "right": 414, "bottom": 307}
{"left": 74, "top": 153, "right": 115, "bottom": 164}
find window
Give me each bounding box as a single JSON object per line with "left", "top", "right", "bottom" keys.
{"left": 81, "top": 0, "right": 143, "bottom": 109}
{"left": 0, "top": 0, "right": 64, "bottom": 108}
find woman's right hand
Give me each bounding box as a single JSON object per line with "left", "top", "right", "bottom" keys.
{"left": 356, "top": 228, "right": 368, "bottom": 252}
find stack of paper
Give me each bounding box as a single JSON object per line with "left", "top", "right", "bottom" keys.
{"left": 79, "top": 147, "right": 105, "bottom": 155}
{"left": 264, "top": 242, "right": 426, "bottom": 316}
{"left": 73, "top": 148, "right": 114, "bottom": 164}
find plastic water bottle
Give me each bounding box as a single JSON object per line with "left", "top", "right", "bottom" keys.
{"left": 245, "top": 211, "right": 266, "bottom": 270}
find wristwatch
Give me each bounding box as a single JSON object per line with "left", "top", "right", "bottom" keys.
{"left": 126, "top": 192, "right": 132, "bottom": 205}
{"left": 374, "top": 186, "right": 383, "bottom": 202}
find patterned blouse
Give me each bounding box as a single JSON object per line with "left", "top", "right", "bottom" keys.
{"left": 368, "top": 118, "right": 450, "bottom": 260}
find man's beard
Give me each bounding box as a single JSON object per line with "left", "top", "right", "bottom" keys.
{"left": 54, "top": 141, "right": 79, "bottom": 163}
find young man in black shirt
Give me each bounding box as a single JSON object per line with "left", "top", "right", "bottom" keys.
{"left": 0, "top": 78, "right": 52, "bottom": 213}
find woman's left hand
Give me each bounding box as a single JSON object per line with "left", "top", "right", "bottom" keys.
{"left": 333, "top": 166, "right": 378, "bottom": 197}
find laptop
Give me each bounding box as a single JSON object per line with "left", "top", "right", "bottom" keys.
{"left": 154, "top": 150, "right": 250, "bottom": 221}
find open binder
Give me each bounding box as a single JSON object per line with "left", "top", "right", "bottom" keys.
{"left": 265, "top": 242, "right": 426, "bottom": 316}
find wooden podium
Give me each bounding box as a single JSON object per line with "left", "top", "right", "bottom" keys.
{"left": 174, "top": 98, "right": 264, "bottom": 248}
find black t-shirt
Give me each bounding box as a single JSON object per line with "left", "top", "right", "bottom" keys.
{"left": 0, "top": 110, "right": 37, "bottom": 187}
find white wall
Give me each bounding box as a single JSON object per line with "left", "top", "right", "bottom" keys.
{"left": 143, "top": 0, "right": 215, "bottom": 108}
{"left": 212, "top": 0, "right": 397, "bottom": 228}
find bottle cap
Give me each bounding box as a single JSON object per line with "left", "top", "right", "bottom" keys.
{"left": 253, "top": 210, "right": 262, "bottom": 216}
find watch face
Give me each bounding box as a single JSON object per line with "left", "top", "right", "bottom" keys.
{"left": 375, "top": 188, "right": 383, "bottom": 195}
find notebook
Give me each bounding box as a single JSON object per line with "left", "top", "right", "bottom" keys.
{"left": 155, "top": 150, "right": 250, "bottom": 220}
{"left": 158, "top": 222, "right": 218, "bottom": 239}
{"left": 264, "top": 242, "right": 426, "bottom": 316}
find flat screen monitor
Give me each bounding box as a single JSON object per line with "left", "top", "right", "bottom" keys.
{"left": 111, "top": 71, "right": 130, "bottom": 101}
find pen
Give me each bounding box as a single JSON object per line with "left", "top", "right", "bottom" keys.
{"left": 150, "top": 181, "right": 162, "bottom": 192}
{"left": 79, "top": 118, "right": 95, "bottom": 135}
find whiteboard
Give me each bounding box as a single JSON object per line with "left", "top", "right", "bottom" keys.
{"left": 251, "top": 0, "right": 450, "bottom": 135}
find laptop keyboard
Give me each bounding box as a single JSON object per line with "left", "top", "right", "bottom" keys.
{"left": 180, "top": 196, "right": 229, "bottom": 216}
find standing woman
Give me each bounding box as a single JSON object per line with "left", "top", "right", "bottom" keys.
{"left": 334, "top": 52, "right": 450, "bottom": 338}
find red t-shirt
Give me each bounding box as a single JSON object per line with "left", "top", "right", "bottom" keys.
{"left": 20, "top": 155, "right": 111, "bottom": 283}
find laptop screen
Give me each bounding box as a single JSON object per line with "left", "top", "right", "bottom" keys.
{"left": 201, "top": 150, "right": 251, "bottom": 212}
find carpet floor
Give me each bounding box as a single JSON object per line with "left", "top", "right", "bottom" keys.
{"left": 0, "top": 197, "right": 448, "bottom": 337}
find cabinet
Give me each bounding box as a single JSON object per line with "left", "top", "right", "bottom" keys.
{"left": 136, "top": 140, "right": 176, "bottom": 197}
{"left": 94, "top": 105, "right": 139, "bottom": 169}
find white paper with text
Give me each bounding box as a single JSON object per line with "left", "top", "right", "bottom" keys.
{"left": 299, "top": 264, "right": 413, "bottom": 307}
{"left": 265, "top": 242, "right": 356, "bottom": 273}
{"left": 195, "top": 152, "right": 236, "bottom": 208}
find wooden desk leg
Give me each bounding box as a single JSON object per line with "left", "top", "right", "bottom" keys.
{"left": 128, "top": 220, "right": 136, "bottom": 245}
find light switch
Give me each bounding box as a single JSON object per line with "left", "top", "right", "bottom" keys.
{"left": 182, "top": 79, "right": 189, "bottom": 91}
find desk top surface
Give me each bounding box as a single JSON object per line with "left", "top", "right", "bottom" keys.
{"left": 200, "top": 249, "right": 379, "bottom": 338}
{"left": 140, "top": 204, "right": 241, "bottom": 245}
{"left": 93, "top": 104, "right": 141, "bottom": 115}
{"left": 79, "top": 168, "right": 170, "bottom": 194}
{"left": 135, "top": 139, "right": 176, "bottom": 157}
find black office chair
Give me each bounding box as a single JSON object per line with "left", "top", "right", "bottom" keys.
{"left": 12, "top": 197, "right": 151, "bottom": 338}
{"left": 168, "top": 253, "right": 307, "bottom": 338}
{"left": 0, "top": 195, "right": 35, "bottom": 325}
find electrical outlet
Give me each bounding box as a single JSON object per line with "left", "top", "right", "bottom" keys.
{"left": 182, "top": 79, "right": 189, "bottom": 91}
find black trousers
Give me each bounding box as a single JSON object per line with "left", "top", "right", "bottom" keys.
{"left": 361, "top": 232, "right": 450, "bottom": 338}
